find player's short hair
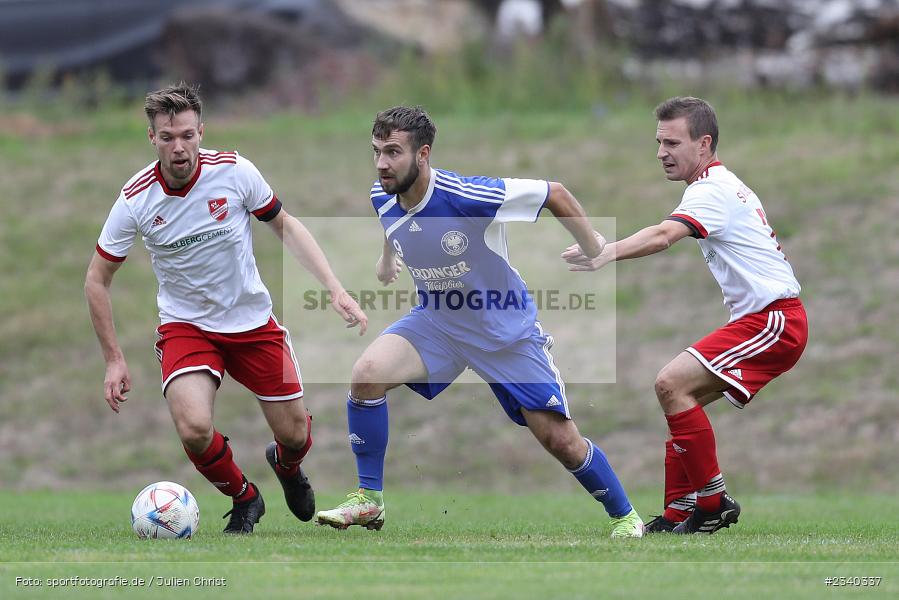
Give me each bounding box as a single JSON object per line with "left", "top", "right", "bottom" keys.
{"left": 654, "top": 96, "right": 719, "bottom": 153}
{"left": 145, "top": 82, "right": 202, "bottom": 129}
{"left": 372, "top": 106, "right": 437, "bottom": 152}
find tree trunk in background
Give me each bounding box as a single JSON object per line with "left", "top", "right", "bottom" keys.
{"left": 570, "top": 0, "right": 617, "bottom": 53}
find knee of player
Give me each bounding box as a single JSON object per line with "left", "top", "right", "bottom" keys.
{"left": 654, "top": 369, "right": 679, "bottom": 404}
{"left": 351, "top": 356, "right": 383, "bottom": 386}
{"left": 176, "top": 420, "right": 214, "bottom": 450}
{"left": 350, "top": 355, "right": 395, "bottom": 400}
{"left": 276, "top": 416, "right": 309, "bottom": 448}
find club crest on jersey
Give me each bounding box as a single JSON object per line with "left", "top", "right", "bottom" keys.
{"left": 207, "top": 198, "right": 228, "bottom": 221}
{"left": 441, "top": 230, "right": 469, "bottom": 256}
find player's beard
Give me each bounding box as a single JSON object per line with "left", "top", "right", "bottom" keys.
{"left": 163, "top": 156, "right": 195, "bottom": 188}
{"left": 382, "top": 161, "right": 419, "bottom": 195}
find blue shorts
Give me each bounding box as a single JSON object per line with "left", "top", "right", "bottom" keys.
{"left": 382, "top": 312, "right": 570, "bottom": 426}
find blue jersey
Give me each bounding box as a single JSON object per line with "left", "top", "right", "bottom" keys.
{"left": 371, "top": 168, "right": 550, "bottom": 351}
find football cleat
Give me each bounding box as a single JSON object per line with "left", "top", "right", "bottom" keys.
{"left": 672, "top": 493, "right": 740, "bottom": 535}
{"left": 265, "top": 442, "right": 315, "bottom": 521}
{"left": 609, "top": 508, "right": 644, "bottom": 538}
{"left": 222, "top": 483, "right": 265, "bottom": 534}
{"left": 315, "top": 489, "right": 385, "bottom": 530}
{"left": 643, "top": 515, "right": 679, "bottom": 533}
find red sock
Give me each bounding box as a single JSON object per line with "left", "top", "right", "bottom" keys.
{"left": 663, "top": 439, "right": 695, "bottom": 522}
{"left": 184, "top": 431, "right": 256, "bottom": 502}
{"left": 665, "top": 405, "right": 723, "bottom": 512}
{"left": 274, "top": 413, "right": 313, "bottom": 477}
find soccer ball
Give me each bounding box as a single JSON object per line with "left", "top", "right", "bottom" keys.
{"left": 131, "top": 481, "right": 199, "bottom": 539}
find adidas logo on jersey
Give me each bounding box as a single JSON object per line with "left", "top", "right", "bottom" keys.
{"left": 348, "top": 433, "right": 365, "bottom": 445}
{"left": 545, "top": 395, "right": 562, "bottom": 408}
{"left": 727, "top": 368, "right": 743, "bottom": 380}
{"left": 672, "top": 442, "right": 687, "bottom": 454}
{"left": 151, "top": 215, "right": 167, "bottom": 227}
{"left": 408, "top": 220, "right": 422, "bottom": 232}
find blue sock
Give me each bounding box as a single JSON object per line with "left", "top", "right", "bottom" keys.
{"left": 568, "top": 438, "right": 632, "bottom": 518}
{"left": 347, "top": 393, "right": 389, "bottom": 491}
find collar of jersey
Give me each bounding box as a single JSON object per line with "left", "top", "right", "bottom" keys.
{"left": 688, "top": 160, "right": 724, "bottom": 185}
{"left": 398, "top": 166, "right": 436, "bottom": 215}
{"left": 155, "top": 161, "right": 202, "bottom": 197}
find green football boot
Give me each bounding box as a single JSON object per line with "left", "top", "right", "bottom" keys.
{"left": 609, "top": 508, "right": 644, "bottom": 538}
{"left": 315, "top": 489, "right": 385, "bottom": 530}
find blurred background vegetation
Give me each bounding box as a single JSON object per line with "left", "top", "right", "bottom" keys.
{"left": 0, "top": 0, "right": 897, "bottom": 499}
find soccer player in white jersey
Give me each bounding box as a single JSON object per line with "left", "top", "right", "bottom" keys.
{"left": 564, "top": 97, "right": 808, "bottom": 534}
{"left": 314, "top": 106, "right": 644, "bottom": 538}
{"left": 84, "top": 83, "right": 368, "bottom": 534}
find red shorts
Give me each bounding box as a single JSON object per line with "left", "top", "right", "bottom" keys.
{"left": 154, "top": 316, "right": 303, "bottom": 402}
{"left": 686, "top": 298, "right": 807, "bottom": 408}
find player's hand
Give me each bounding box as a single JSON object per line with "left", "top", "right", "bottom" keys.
{"left": 562, "top": 239, "right": 616, "bottom": 271}
{"left": 104, "top": 358, "right": 132, "bottom": 413}
{"left": 330, "top": 288, "right": 368, "bottom": 335}
{"left": 376, "top": 254, "right": 403, "bottom": 286}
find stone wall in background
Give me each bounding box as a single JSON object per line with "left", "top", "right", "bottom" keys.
{"left": 1, "top": 0, "right": 896, "bottom": 96}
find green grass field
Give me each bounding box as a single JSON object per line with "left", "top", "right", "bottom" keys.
{"left": 2, "top": 92, "right": 898, "bottom": 495}
{"left": 1, "top": 490, "right": 897, "bottom": 598}
{"left": 1, "top": 91, "right": 898, "bottom": 598}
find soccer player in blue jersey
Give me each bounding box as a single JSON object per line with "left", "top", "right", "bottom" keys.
{"left": 314, "top": 106, "right": 643, "bottom": 537}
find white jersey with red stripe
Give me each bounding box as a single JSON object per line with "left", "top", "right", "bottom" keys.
{"left": 96, "top": 149, "right": 282, "bottom": 333}
{"left": 666, "top": 162, "right": 801, "bottom": 321}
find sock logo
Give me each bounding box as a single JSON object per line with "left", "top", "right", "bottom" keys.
{"left": 348, "top": 433, "right": 365, "bottom": 445}
{"left": 591, "top": 488, "right": 609, "bottom": 498}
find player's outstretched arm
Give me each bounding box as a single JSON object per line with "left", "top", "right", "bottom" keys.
{"left": 84, "top": 253, "right": 131, "bottom": 413}
{"left": 267, "top": 209, "right": 368, "bottom": 335}
{"left": 544, "top": 182, "right": 605, "bottom": 259}
{"left": 375, "top": 236, "right": 402, "bottom": 286}
{"left": 563, "top": 219, "right": 693, "bottom": 271}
